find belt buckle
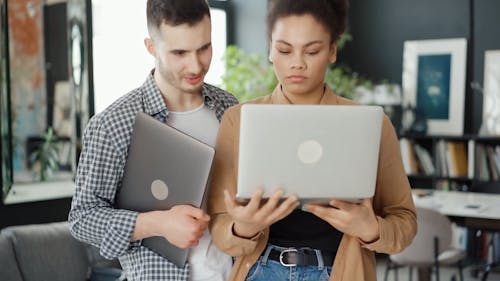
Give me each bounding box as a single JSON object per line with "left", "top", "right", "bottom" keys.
{"left": 279, "top": 248, "right": 298, "bottom": 267}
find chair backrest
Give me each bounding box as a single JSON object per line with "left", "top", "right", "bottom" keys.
{"left": 390, "top": 207, "right": 452, "bottom": 266}
{"left": 0, "top": 231, "right": 23, "bottom": 281}
{"left": 2, "top": 221, "right": 90, "bottom": 281}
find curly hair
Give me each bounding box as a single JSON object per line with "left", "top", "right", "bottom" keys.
{"left": 267, "top": 0, "right": 349, "bottom": 43}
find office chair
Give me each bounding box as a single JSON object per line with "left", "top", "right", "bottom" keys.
{"left": 468, "top": 181, "right": 500, "bottom": 281}
{"left": 384, "top": 207, "right": 466, "bottom": 281}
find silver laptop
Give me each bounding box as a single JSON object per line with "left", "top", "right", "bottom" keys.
{"left": 237, "top": 104, "right": 383, "bottom": 203}
{"left": 115, "top": 112, "right": 215, "bottom": 267}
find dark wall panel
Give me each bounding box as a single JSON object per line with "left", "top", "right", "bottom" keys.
{"left": 340, "top": 0, "right": 470, "bottom": 84}
{"left": 340, "top": 0, "right": 500, "bottom": 133}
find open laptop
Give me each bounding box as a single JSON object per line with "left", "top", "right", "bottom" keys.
{"left": 237, "top": 104, "right": 383, "bottom": 204}
{"left": 115, "top": 112, "right": 215, "bottom": 268}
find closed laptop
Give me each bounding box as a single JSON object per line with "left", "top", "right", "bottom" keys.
{"left": 115, "top": 112, "right": 215, "bottom": 267}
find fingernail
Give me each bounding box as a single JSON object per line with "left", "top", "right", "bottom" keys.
{"left": 301, "top": 205, "right": 309, "bottom": 212}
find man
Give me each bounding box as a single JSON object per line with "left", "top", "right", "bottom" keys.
{"left": 68, "top": 0, "right": 237, "bottom": 280}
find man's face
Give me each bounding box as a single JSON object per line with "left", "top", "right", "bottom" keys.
{"left": 148, "top": 15, "right": 212, "bottom": 95}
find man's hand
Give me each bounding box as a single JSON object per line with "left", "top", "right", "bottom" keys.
{"left": 303, "top": 198, "right": 380, "bottom": 243}
{"left": 224, "top": 188, "right": 300, "bottom": 238}
{"left": 132, "top": 205, "right": 210, "bottom": 248}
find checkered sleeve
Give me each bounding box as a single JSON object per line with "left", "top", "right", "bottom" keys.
{"left": 68, "top": 115, "right": 140, "bottom": 259}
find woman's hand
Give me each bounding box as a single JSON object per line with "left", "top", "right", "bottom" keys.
{"left": 303, "top": 199, "right": 380, "bottom": 243}
{"left": 224, "top": 188, "right": 300, "bottom": 238}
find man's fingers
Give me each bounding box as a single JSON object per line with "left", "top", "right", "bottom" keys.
{"left": 183, "top": 205, "right": 210, "bottom": 221}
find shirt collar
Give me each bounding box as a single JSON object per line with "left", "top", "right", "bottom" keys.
{"left": 141, "top": 70, "right": 168, "bottom": 117}
{"left": 141, "top": 70, "right": 217, "bottom": 119}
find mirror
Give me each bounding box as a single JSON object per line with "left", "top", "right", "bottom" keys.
{"left": 1, "top": 0, "right": 92, "bottom": 201}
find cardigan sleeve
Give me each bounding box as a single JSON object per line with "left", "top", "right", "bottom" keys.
{"left": 207, "top": 106, "right": 267, "bottom": 256}
{"left": 361, "top": 115, "right": 417, "bottom": 254}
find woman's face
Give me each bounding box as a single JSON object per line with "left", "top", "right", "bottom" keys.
{"left": 269, "top": 14, "right": 337, "bottom": 97}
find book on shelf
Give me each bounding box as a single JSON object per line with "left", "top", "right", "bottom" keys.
{"left": 476, "top": 144, "right": 500, "bottom": 181}
{"left": 399, "top": 138, "right": 419, "bottom": 174}
{"left": 436, "top": 140, "right": 448, "bottom": 177}
{"left": 413, "top": 144, "right": 435, "bottom": 175}
{"left": 451, "top": 223, "right": 468, "bottom": 251}
{"left": 485, "top": 146, "right": 500, "bottom": 181}
{"left": 467, "top": 140, "right": 475, "bottom": 179}
{"left": 447, "top": 141, "right": 468, "bottom": 178}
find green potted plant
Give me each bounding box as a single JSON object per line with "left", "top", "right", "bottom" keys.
{"left": 29, "top": 127, "right": 59, "bottom": 181}
{"left": 221, "top": 45, "right": 277, "bottom": 102}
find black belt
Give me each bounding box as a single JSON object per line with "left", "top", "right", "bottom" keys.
{"left": 267, "top": 248, "right": 335, "bottom": 267}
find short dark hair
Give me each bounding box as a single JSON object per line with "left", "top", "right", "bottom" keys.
{"left": 147, "top": 0, "right": 210, "bottom": 34}
{"left": 267, "top": 0, "right": 349, "bottom": 44}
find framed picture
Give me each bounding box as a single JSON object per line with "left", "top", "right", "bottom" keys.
{"left": 402, "top": 38, "right": 467, "bottom": 135}
{"left": 482, "top": 50, "right": 500, "bottom": 135}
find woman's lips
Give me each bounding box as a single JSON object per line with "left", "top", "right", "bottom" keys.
{"left": 287, "top": 75, "right": 306, "bottom": 82}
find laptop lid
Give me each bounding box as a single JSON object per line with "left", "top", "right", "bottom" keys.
{"left": 115, "top": 112, "right": 215, "bottom": 267}
{"left": 237, "top": 104, "right": 383, "bottom": 203}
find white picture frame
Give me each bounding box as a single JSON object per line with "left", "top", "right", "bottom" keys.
{"left": 482, "top": 50, "right": 500, "bottom": 135}
{"left": 402, "top": 38, "right": 467, "bottom": 135}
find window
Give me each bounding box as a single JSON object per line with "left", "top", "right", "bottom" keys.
{"left": 92, "top": 0, "right": 232, "bottom": 113}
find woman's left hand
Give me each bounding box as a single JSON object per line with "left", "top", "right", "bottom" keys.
{"left": 303, "top": 199, "right": 380, "bottom": 243}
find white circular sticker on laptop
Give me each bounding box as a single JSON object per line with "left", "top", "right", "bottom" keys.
{"left": 151, "top": 179, "right": 169, "bottom": 200}
{"left": 297, "top": 140, "right": 323, "bottom": 164}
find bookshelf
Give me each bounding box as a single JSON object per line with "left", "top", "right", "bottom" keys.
{"left": 399, "top": 134, "right": 500, "bottom": 191}
{"left": 403, "top": 134, "right": 500, "bottom": 268}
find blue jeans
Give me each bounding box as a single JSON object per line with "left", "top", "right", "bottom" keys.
{"left": 245, "top": 244, "right": 332, "bottom": 281}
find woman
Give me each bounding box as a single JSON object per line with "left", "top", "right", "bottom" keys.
{"left": 208, "top": 0, "right": 417, "bottom": 280}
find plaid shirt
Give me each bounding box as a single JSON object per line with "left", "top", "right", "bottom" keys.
{"left": 68, "top": 72, "right": 238, "bottom": 281}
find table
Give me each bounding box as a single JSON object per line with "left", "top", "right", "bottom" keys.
{"left": 412, "top": 189, "right": 500, "bottom": 281}
{"left": 413, "top": 189, "right": 500, "bottom": 230}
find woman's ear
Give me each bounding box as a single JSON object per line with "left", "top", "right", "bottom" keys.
{"left": 329, "top": 42, "right": 338, "bottom": 64}
{"left": 144, "top": 38, "right": 156, "bottom": 57}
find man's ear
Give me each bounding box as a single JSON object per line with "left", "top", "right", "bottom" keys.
{"left": 329, "top": 42, "right": 338, "bottom": 64}
{"left": 144, "top": 38, "right": 156, "bottom": 57}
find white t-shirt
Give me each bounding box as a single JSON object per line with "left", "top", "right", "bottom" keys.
{"left": 167, "top": 103, "right": 232, "bottom": 281}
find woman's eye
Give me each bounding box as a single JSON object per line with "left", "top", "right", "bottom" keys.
{"left": 278, "top": 50, "right": 291, "bottom": 54}
{"left": 306, "top": 51, "right": 320, "bottom": 55}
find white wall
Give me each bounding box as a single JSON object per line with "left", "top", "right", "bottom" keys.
{"left": 91, "top": 1, "right": 228, "bottom": 113}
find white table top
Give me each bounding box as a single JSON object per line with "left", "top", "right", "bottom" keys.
{"left": 413, "top": 189, "right": 500, "bottom": 220}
